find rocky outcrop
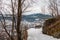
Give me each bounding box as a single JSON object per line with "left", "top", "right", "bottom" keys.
{"left": 35, "top": 25, "right": 41, "bottom": 28}
{"left": 42, "top": 16, "right": 60, "bottom": 38}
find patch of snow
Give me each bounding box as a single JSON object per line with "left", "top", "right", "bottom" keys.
{"left": 35, "top": 18, "right": 39, "bottom": 21}
{"left": 27, "top": 28, "right": 60, "bottom": 40}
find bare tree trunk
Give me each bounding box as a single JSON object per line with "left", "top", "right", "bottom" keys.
{"left": 16, "top": 0, "right": 22, "bottom": 40}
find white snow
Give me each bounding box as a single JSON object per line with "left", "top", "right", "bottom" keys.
{"left": 27, "top": 28, "right": 60, "bottom": 40}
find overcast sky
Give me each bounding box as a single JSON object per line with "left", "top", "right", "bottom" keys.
{"left": 2, "top": 0, "right": 50, "bottom": 15}
{"left": 23, "top": 0, "right": 49, "bottom": 15}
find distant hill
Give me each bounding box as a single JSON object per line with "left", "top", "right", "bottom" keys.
{"left": 22, "top": 13, "right": 52, "bottom": 22}
{"left": 0, "top": 13, "right": 52, "bottom": 22}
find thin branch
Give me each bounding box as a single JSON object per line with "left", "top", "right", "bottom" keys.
{"left": 0, "top": 11, "right": 13, "bottom": 40}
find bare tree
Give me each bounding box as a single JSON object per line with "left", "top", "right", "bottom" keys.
{"left": 0, "top": 0, "right": 35, "bottom": 40}
{"left": 48, "top": 0, "right": 59, "bottom": 17}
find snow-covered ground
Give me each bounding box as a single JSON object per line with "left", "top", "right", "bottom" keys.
{"left": 27, "top": 28, "right": 60, "bottom": 40}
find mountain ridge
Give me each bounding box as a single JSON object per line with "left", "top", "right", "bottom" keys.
{"left": 22, "top": 13, "right": 52, "bottom": 22}
{"left": 0, "top": 13, "right": 52, "bottom": 22}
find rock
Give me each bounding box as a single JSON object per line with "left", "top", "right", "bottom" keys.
{"left": 35, "top": 25, "right": 41, "bottom": 28}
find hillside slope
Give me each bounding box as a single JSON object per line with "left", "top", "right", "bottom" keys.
{"left": 42, "top": 16, "right": 60, "bottom": 38}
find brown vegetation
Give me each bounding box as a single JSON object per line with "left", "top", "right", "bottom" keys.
{"left": 42, "top": 16, "right": 60, "bottom": 38}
